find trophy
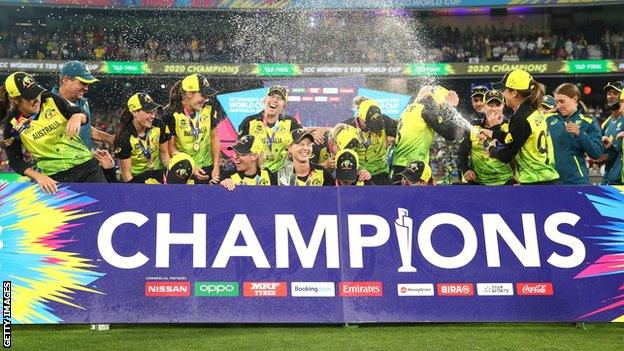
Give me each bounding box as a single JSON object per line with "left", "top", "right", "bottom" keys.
{"left": 395, "top": 208, "right": 417, "bottom": 272}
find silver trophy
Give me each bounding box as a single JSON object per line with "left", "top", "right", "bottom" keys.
{"left": 395, "top": 208, "right": 417, "bottom": 272}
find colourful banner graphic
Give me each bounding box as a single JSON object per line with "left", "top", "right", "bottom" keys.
{"left": 357, "top": 88, "right": 412, "bottom": 119}
{"left": 1, "top": 183, "right": 624, "bottom": 324}
{"left": 0, "top": 0, "right": 618, "bottom": 9}
{"left": 2, "top": 60, "right": 624, "bottom": 77}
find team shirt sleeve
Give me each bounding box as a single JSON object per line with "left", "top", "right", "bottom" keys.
{"left": 114, "top": 133, "right": 132, "bottom": 160}
{"left": 3, "top": 118, "right": 29, "bottom": 175}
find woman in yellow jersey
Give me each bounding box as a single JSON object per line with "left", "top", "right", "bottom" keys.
{"left": 114, "top": 93, "right": 170, "bottom": 183}
{"left": 220, "top": 135, "right": 276, "bottom": 190}
{"left": 343, "top": 98, "right": 398, "bottom": 185}
{"left": 391, "top": 85, "right": 460, "bottom": 183}
{"left": 483, "top": 69, "right": 559, "bottom": 185}
{"left": 164, "top": 73, "right": 221, "bottom": 184}
{"left": 457, "top": 90, "right": 514, "bottom": 185}
{"left": 278, "top": 129, "right": 334, "bottom": 186}
{"left": 312, "top": 123, "right": 362, "bottom": 170}
{"left": 238, "top": 86, "right": 303, "bottom": 174}
{"left": 1, "top": 72, "right": 106, "bottom": 194}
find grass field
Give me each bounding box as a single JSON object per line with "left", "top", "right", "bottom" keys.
{"left": 10, "top": 323, "right": 624, "bottom": 351}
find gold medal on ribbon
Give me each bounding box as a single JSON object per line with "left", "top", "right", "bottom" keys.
{"left": 2, "top": 138, "right": 14, "bottom": 147}
{"left": 147, "top": 161, "right": 154, "bottom": 170}
{"left": 193, "top": 142, "right": 200, "bottom": 151}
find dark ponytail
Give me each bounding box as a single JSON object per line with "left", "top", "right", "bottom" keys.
{"left": 164, "top": 80, "right": 184, "bottom": 113}
{"left": 526, "top": 79, "right": 546, "bottom": 111}
{"left": 114, "top": 107, "right": 134, "bottom": 147}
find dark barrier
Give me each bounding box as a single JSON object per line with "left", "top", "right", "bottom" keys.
{"left": 1, "top": 182, "right": 623, "bottom": 324}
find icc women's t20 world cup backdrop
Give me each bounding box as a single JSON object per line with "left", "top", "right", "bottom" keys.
{"left": 1, "top": 182, "right": 623, "bottom": 324}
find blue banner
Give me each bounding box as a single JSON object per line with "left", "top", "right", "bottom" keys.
{"left": 216, "top": 88, "right": 267, "bottom": 132}
{"left": 357, "top": 88, "right": 412, "bottom": 119}
{"left": 1, "top": 182, "right": 623, "bottom": 324}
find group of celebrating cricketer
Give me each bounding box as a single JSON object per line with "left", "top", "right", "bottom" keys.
{"left": 2, "top": 60, "right": 623, "bottom": 194}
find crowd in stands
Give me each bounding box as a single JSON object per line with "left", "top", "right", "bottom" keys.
{"left": 0, "top": 16, "right": 623, "bottom": 63}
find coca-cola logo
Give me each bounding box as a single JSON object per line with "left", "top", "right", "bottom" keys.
{"left": 516, "top": 283, "right": 554, "bottom": 296}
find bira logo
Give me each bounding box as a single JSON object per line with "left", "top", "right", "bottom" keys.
{"left": 516, "top": 283, "right": 554, "bottom": 296}
{"left": 243, "top": 282, "right": 287, "bottom": 297}
{"left": 145, "top": 281, "right": 190, "bottom": 297}
{"left": 436, "top": 283, "right": 474, "bottom": 296}
{"left": 339, "top": 282, "right": 383, "bottom": 297}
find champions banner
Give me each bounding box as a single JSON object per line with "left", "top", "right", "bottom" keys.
{"left": 1, "top": 182, "right": 624, "bottom": 324}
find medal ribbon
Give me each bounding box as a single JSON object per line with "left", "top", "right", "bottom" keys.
{"left": 136, "top": 129, "right": 152, "bottom": 166}
{"left": 263, "top": 117, "right": 280, "bottom": 151}
{"left": 187, "top": 111, "right": 200, "bottom": 142}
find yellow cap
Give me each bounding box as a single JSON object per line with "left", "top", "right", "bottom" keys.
{"left": 494, "top": 69, "right": 534, "bottom": 91}
{"left": 335, "top": 125, "right": 361, "bottom": 149}
{"left": 127, "top": 93, "right": 161, "bottom": 112}
{"left": 358, "top": 99, "right": 381, "bottom": 122}
{"left": 181, "top": 74, "right": 218, "bottom": 96}
{"left": 431, "top": 86, "right": 450, "bottom": 105}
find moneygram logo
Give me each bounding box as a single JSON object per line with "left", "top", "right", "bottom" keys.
{"left": 436, "top": 283, "right": 474, "bottom": 296}
{"left": 397, "top": 284, "right": 435, "bottom": 296}
{"left": 145, "top": 281, "right": 190, "bottom": 297}
{"left": 195, "top": 282, "right": 239, "bottom": 297}
{"left": 339, "top": 282, "right": 383, "bottom": 297}
{"left": 291, "top": 282, "right": 335, "bottom": 297}
{"left": 243, "top": 282, "right": 287, "bottom": 297}
{"left": 516, "top": 283, "right": 554, "bottom": 296}
{"left": 476, "top": 283, "right": 514, "bottom": 296}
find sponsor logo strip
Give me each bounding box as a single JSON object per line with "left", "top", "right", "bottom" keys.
{"left": 516, "top": 283, "right": 554, "bottom": 296}
{"left": 195, "top": 282, "right": 239, "bottom": 297}
{"left": 397, "top": 283, "right": 435, "bottom": 296}
{"left": 243, "top": 282, "right": 288, "bottom": 297}
{"left": 145, "top": 281, "right": 191, "bottom": 297}
{"left": 476, "top": 283, "right": 514, "bottom": 296}
{"left": 436, "top": 283, "right": 474, "bottom": 296}
{"left": 291, "top": 282, "right": 335, "bottom": 297}
{"left": 339, "top": 282, "right": 383, "bottom": 297}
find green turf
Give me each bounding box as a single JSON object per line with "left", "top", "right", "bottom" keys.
{"left": 9, "top": 323, "right": 624, "bottom": 351}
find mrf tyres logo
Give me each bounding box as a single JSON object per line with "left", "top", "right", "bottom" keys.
{"left": 243, "top": 282, "right": 287, "bottom": 297}
{"left": 95, "top": 207, "right": 586, "bottom": 272}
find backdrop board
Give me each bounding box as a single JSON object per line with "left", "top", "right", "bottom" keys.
{"left": 0, "top": 182, "right": 623, "bottom": 324}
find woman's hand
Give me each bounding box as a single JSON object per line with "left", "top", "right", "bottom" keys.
{"left": 565, "top": 121, "right": 580, "bottom": 137}
{"left": 66, "top": 113, "right": 86, "bottom": 139}
{"left": 446, "top": 90, "right": 459, "bottom": 107}
{"left": 93, "top": 149, "right": 115, "bottom": 169}
{"left": 34, "top": 173, "right": 58, "bottom": 194}
{"left": 210, "top": 167, "right": 220, "bottom": 184}
{"left": 193, "top": 167, "right": 209, "bottom": 181}
{"left": 220, "top": 178, "right": 235, "bottom": 191}
{"left": 357, "top": 169, "right": 372, "bottom": 181}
